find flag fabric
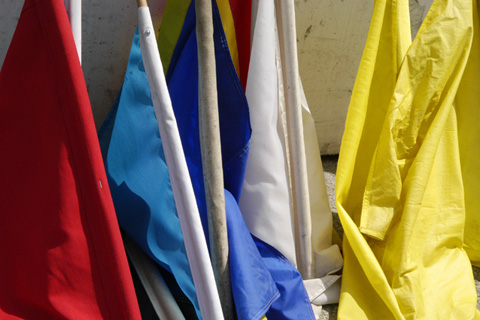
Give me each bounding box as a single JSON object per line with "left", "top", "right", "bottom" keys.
{"left": 456, "top": 0, "right": 480, "bottom": 268}
{"left": 165, "top": 2, "right": 277, "bottom": 317}
{"left": 157, "top": 0, "right": 190, "bottom": 73}
{"left": 335, "top": 1, "right": 412, "bottom": 316}
{"left": 139, "top": 5, "right": 223, "bottom": 319}
{"left": 239, "top": 0, "right": 296, "bottom": 266}
{"left": 98, "top": 3, "right": 273, "bottom": 318}
{"left": 0, "top": 0, "right": 141, "bottom": 319}
{"left": 240, "top": 0, "right": 343, "bottom": 308}
{"left": 336, "top": 0, "right": 480, "bottom": 318}
{"left": 100, "top": 0, "right": 316, "bottom": 318}
{"left": 228, "top": 0, "right": 251, "bottom": 89}
{"left": 98, "top": 28, "right": 206, "bottom": 319}
{"left": 166, "top": 1, "right": 315, "bottom": 319}
{"left": 300, "top": 86, "right": 343, "bottom": 305}
{"left": 216, "top": 0, "right": 240, "bottom": 76}
{"left": 158, "top": 0, "right": 241, "bottom": 80}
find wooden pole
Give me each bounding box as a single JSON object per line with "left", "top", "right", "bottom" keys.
{"left": 195, "top": 0, "right": 235, "bottom": 318}
{"left": 275, "top": 0, "right": 314, "bottom": 279}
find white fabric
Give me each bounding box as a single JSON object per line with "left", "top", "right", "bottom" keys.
{"left": 304, "top": 275, "right": 342, "bottom": 306}
{"left": 272, "top": 1, "right": 344, "bottom": 304}
{"left": 300, "top": 88, "right": 343, "bottom": 279}
{"left": 303, "top": 246, "right": 342, "bottom": 316}
{"left": 240, "top": 0, "right": 297, "bottom": 265}
{"left": 242, "top": 0, "right": 344, "bottom": 292}
{"left": 138, "top": 7, "right": 223, "bottom": 320}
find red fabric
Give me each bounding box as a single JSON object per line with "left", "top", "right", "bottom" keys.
{"left": 229, "top": 0, "right": 251, "bottom": 90}
{"left": 0, "top": 0, "right": 141, "bottom": 319}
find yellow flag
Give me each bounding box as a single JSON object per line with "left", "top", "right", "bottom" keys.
{"left": 455, "top": 1, "right": 480, "bottom": 268}
{"left": 337, "top": 0, "right": 480, "bottom": 318}
{"left": 336, "top": 0, "right": 411, "bottom": 318}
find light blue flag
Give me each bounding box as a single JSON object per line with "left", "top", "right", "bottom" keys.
{"left": 97, "top": 29, "right": 201, "bottom": 319}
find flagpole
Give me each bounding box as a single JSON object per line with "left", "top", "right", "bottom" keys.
{"left": 275, "top": 0, "right": 314, "bottom": 279}
{"left": 123, "top": 235, "right": 186, "bottom": 320}
{"left": 126, "top": 2, "right": 186, "bottom": 318}
{"left": 64, "top": 0, "right": 82, "bottom": 64}
{"left": 136, "top": 1, "right": 224, "bottom": 319}
{"left": 195, "top": 0, "right": 235, "bottom": 318}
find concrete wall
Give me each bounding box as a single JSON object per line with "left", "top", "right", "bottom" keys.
{"left": 295, "top": 0, "right": 432, "bottom": 154}
{"left": 0, "top": 0, "right": 165, "bottom": 129}
{"left": 1, "top": 0, "right": 432, "bottom": 154}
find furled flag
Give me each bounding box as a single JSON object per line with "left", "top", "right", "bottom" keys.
{"left": 336, "top": 0, "right": 480, "bottom": 318}
{"left": 240, "top": 0, "right": 297, "bottom": 266}
{"left": 98, "top": 28, "right": 208, "bottom": 320}
{"left": 335, "top": 1, "right": 412, "bottom": 316}
{"left": 0, "top": 0, "right": 141, "bottom": 319}
{"left": 240, "top": 0, "right": 343, "bottom": 309}
{"left": 139, "top": 4, "right": 223, "bottom": 319}
{"left": 165, "top": 1, "right": 315, "bottom": 319}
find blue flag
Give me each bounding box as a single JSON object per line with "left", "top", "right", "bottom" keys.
{"left": 166, "top": 2, "right": 315, "bottom": 319}
{"left": 99, "top": 1, "right": 315, "bottom": 318}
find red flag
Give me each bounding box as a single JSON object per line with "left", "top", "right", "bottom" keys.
{"left": 0, "top": 0, "right": 141, "bottom": 319}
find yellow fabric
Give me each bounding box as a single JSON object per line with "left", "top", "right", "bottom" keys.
{"left": 157, "top": 0, "right": 191, "bottom": 73}
{"left": 336, "top": 0, "right": 411, "bottom": 317}
{"left": 216, "top": 0, "right": 240, "bottom": 76}
{"left": 336, "top": 0, "right": 480, "bottom": 318}
{"left": 157, "top": 0, "right": 239, "bottom": 77}
{"left": 456, "top": 1, "right": 480, "bottom": 267}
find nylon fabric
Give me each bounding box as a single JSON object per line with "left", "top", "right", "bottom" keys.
{"left": 455, "top": 0, "right": 480, "bottom": 267}
{"left": 158, "top": 0, "right": 240, "bottom": 78}
{"left": 240, "top": 0, "right": 296, "bottom": 266}
{"left": 98, "top": 29, "right": 202, "bottom": 319}
{"left": 0, "top": 0, "right": 140, "bottom": 318}
{"left": 166, "top": 2, "right": 315, "bottom": 319}
{"left": 139, "top": 7, "right": 223, "bottom": 319}
{"left": 157, "top": 0, "right": 190, "bottom": 74}
{"left": 228, "top": 0, "right": 252, "bottom": 89}
{"left": 337, "top": 0, "right": 480, "bottom": 318}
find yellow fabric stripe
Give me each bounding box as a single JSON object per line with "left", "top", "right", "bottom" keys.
{"left": 157, "top": 0, "right": 191, "bottom": 74}
{"left": 216, "top": 0, "right": 240, "bottom": 76}
{"left": 158, "top": 0, "right": 240, "bottom": 77}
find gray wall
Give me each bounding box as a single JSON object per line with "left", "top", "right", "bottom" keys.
{"left": 0, "top": 0, "right": 165, "bottom": 129}
{"left": 1, "top": 0, "right": 432, "bottom": 153}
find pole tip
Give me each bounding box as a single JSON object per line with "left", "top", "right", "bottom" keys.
{"left": 136, "top": 0, "right": 148, "bottom": 7}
